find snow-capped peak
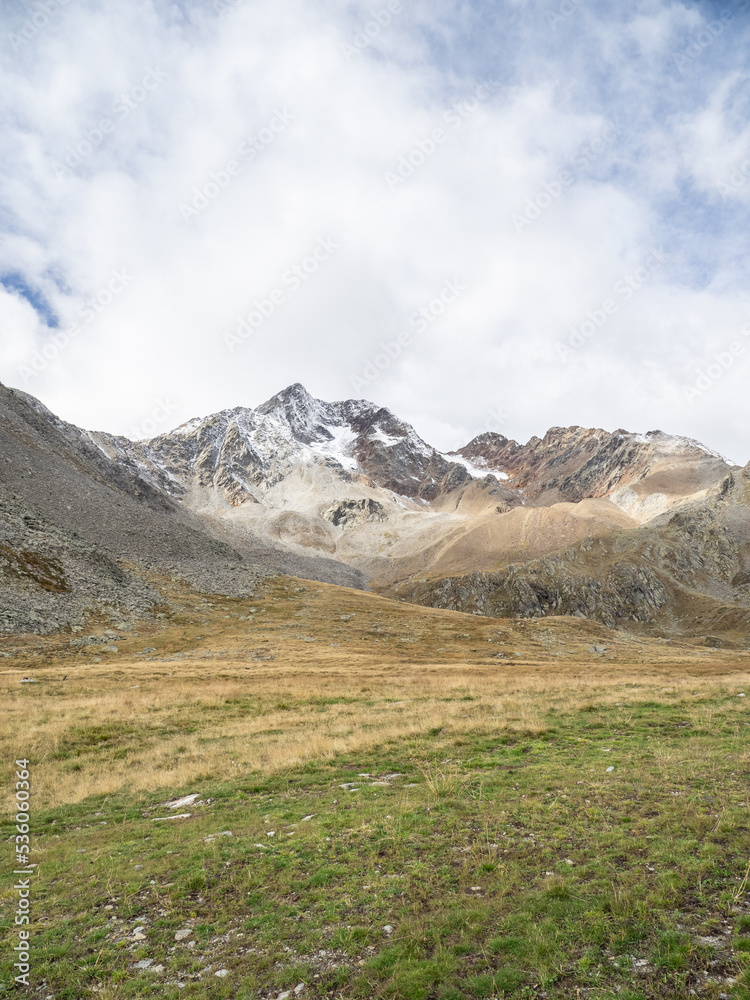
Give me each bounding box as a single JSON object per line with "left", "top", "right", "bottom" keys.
{"left": 117, "top": 384, "right": 474, "bottom": 504}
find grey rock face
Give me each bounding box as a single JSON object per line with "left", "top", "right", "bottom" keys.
{"left": 323, "top": 499, "right": 386, "bottom": 528}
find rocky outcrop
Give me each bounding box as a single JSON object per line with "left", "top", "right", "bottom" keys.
{"left": 396, "top": 554, "right": 670, "bottom": 630}
{"left": 323, "top": 499, "right": 386, "bottom": 528}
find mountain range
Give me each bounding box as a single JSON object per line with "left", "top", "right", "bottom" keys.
{"left": 1, "top": 381, "right": 748, "bottom": 646}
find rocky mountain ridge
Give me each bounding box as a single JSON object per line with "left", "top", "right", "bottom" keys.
{"left": 1, "top": 380, "right": 747, "bottom": 643}
{"left": 457, "top": 426, "right": 730, "bottom": 508}
{"left": 93, "top": 385, "right": 740, "bottom": 589}
{"left": 91, "top": 383, "right": 477, "bottom": 506}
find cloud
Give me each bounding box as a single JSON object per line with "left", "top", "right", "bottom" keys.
{"left": 0, "top": 0, "right": 749, "bottom": 463}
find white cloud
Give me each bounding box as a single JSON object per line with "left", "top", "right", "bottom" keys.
{"left": 0, "top": 0, "right": 749, "bottom": 464}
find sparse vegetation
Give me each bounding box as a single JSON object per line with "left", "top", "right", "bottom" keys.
{"left": 1, "top": 578, "right": 750, "bottom": 998}
{"left": 0, "top": 543, "right": 69, "bottom": 593}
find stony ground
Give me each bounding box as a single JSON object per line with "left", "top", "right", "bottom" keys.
{"left": 1, "top": 576, "right": 750, "bottom": 998}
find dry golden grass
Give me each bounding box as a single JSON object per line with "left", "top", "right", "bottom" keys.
{"left": 2, "top": 574, "right": 749, "bottom": 810}
{"left": 5, "top": 656, "right": 750, "bottom": 811}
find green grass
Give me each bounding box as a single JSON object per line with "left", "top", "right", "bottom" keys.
{"left": 2, "top": 694, "right": 750, "bottom": 998}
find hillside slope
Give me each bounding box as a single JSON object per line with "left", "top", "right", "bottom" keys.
{"left": 392, "top": 465, "right": 750, "bottom": 645}
{"left": 0, "top": 383, "right": 364, "bottom": 632}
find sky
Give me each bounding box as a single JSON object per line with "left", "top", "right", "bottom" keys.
{"left": 1, "top": 0, "right": 750, "bottom": 462}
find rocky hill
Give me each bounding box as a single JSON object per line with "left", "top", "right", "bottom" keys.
{"left": 392, "top": 465, "right": 750, "bottom": 646}
{"left": 457, "top": 426, "right": 730, "bottom": 512}
{"left": 0, "top": 383, "right": 364, "bottom": 633}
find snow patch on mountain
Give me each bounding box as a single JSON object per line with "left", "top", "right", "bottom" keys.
{"left": 310, "top": 425, "right": 359, "bottom": 471}
{"left": 631, "top": 430, "right": 732, "bottom": 464}
{"left": 443, "top": 453, "right": 509, "bottom": 481}
{"left": 173, "top": 417, "right": 204, "bottom": 437}
{"left": 371, "top": 428, "right": 407, "bottom": 449}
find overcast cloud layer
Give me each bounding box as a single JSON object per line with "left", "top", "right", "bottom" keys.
{"left": 1, "top": 0, "right": 749, "bottom": 461}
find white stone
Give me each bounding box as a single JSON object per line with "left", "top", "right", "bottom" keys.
{"left": 163, "top": 793, "right": 200, "bottom": 810}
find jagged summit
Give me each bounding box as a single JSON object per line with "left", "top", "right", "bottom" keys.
{"left": 260, "top": 381, "right": 314, "bottom": 407}
{"left": 92, "top": 384, "right": 469, "bottom": 507}
{"left": 255, "top": 383, "right": 336, "bottom": 444}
